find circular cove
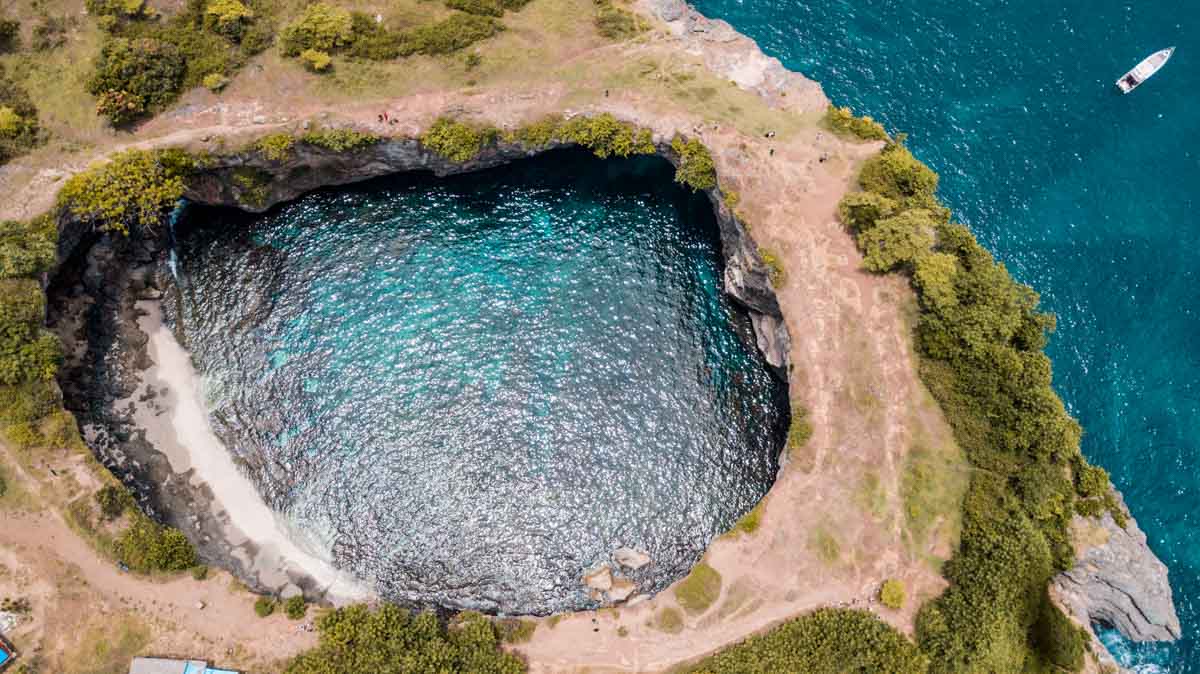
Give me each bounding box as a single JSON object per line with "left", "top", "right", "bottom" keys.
{"left": 166, "top": 149, "right": 788, "bottom": 614}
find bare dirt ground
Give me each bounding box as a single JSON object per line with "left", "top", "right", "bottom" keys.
{"left": 0, "top": 451, "right": 316, "bottom": 673}
{"left": 0, "top": 1, "right": 971, "bottom": 671}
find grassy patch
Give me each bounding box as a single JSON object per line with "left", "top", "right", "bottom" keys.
{"left": 497, "top": 617, "right": 536, "bottom": 643}
{"left": 857, "top": 469, "right": 887, "bottom": 519}
{"left": 901, "top": 437, "right": 968, "bottom": 556}
{"left": 59, "top": 612, "right": 151, "bottom": 674}
{"left": 674, "top": 561, "right": 721, "bottom": 615}
{"left": 654, "top": 607, "right": 684, "bottom": 634}
{"left": 726, "top": 499, "right": 764, "bottom": 537}
{"left": 808, "top": 526, "right": 840, "bottom": 565}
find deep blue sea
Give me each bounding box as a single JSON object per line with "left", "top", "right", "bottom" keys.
{"left": 170, "top": 151, "right": 786, "bottom": 614}
{"left": 690, "top": 0, "right": 1199, "bottom": 669}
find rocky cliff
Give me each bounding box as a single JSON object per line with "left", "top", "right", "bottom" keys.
{"left": 1053, "top": 491, "right": 1181, "bottom": 665}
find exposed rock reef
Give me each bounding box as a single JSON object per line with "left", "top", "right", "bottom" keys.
{"left": 1053, "top": 491, "right": 1181, "bottom": 651}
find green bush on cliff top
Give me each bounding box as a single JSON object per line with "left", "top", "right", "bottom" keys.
{"left": 825, "top": 104, "right": 889, "bottom": 142}
{"left": 57, "top": 149, "right": 191, "bottom": 235}
{"left": 684, "top": 608, "right": 928, "bottom": 673}
{"left": 421, "top": 117, "right": 496, "bottom": 162}
{"left": 284, "top": 604, "right": 524, "bottom": 674}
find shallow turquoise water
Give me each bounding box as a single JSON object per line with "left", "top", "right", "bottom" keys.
{"left": 691, "top": 0, "right": 1199, "bottom": 668}
{"left": 169, "top": 151, "right": 786, "bottom": 614}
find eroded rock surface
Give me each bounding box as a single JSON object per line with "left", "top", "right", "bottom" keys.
{"left": 1053, "top": 491, "right": 1181, "bottom": 646}
{"left": 614, "top": 547, "right": 652, "bottom": 571}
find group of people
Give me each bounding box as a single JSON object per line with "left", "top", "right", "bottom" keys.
{"left": 378, "top": 111, "right": 399, "bottom": 126}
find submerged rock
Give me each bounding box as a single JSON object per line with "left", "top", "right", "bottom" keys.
{"left": 613, "top": 547, "right": 652, "bottom": 571}
{"left": 583, "top": 564, "right": 613, "bottom": 593}
{"left": 1053, "top": 490, "right": 1181, "bottom": 647}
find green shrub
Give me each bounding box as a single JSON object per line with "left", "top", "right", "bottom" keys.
{"left": 496, "top": 617, "right": 535, "bottom": 643}
{"left": 58, "top": 149, "right": 189, "bottom": 235}
{"left": 857, "top": 209, "right": 937, "bottom": 273}
{"left": 0, "top": 216, "right": 56, "bottom": 279}
{"left": 280, "top": 2, "right": 353, "bottom": 57}
{"left": 674, "top": 561, "right": 721, "bottom": 615}
{"left": 594, "top": 0, "right": 641, "bottom": 40}
{"left": 284, "top": 594, "right": 307, "bottom": 619}
{"left": 879, "top": 579, "right": 905, "bottom": 609}
{"left": 825, "top": 104, "right": 889, "bottom": 141}
{"left": 300, "top": 48, "right": 332, "bottom": 72}
{"left": 857, "top": 142, "right": 940, "bottom": 211}
{"left": 446, "top": 0, "right": 504, "bottom": 17}
{"left": 556, "top": 113, "right": 655, "bottom": 159}
{"left": 192, "top": 564, "right": 209, "bottom": 580}
{"left": 32, "top": 16, "right": 70, "bottom": 51}
{"left": 758, "top": 248, "right": 786, "bottom": 287}
{"left": 255, "top": 596, "right": 277, "bottom": 617}
{"left": 231, "top": 167, "right": 272, "bottom": 208}
{"left": 0, "top": 279, "right": 61, "bottom": 385}
{"left": 787, "top": 404, "right": 813, "bottom": 451}
{"left": 204, "top": 0, "right": 253, "bottom": 41}
{"left": 514, "top": 115, "right": 562, "bottom": 149}
{"left": 240, "top": 21, "right": 274, "bottom": 55}
{"left": 283, "top": 605, "right": 525, "bottom": 673}
{"left": 95, "top": 484, "right": 134, "bottom": 519}
{"left": 345, "top": 11, "right": 403, "bottom": 60}
{"left": 0, "top": 65, "right": 41, "bottom": 163}
{"left": 116, "top": 513, "right": 196, "bottom": 573}
{"left": 670, "top": 136, "right": 717, "bottom": 191}
{"left": 0, "top": 19, "right": 19, "bottom": 53}
{"left": 300, "top": 127, "right": 380, "bottom": 152}
{"left": 88, "top": 37, "right": 186, "bottom": 123}
{"left": 398, "top": 13, "right": 502, "bottom": 57}
{"left": 255, "top": 133, "right": 296, "bottom": 161}
{"left": 683, "top": 608, "right": 928, "bottom": 673}
{"left": 86, "top": 0, "right": 149, "bottom": 19}
{"left": 421, "top": 117, "right": 496, "bottom": 162}
{"left": 203, "top": 73, "right": 229, "bottom": 91}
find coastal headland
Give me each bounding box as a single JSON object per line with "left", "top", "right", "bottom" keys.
{"left": 0, "top": 0, "right": 1179, "bottom": 671}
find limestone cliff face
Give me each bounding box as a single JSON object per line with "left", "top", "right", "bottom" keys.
{"left": 179, "top": 139, "right": 791, "bottom": 376}
{"left": 1053, "top": 491, "right": 1181, "bottom": 652}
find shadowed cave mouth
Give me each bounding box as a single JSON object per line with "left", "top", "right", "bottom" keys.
{"left": 163, "top": 149, "right": 788, "bottom": 615}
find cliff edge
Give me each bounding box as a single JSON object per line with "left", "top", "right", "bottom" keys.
{"left": 1053, "top": 490, "right": 1181, "bottom": 663}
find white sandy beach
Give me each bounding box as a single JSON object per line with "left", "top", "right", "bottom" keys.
{"left": 133, "top": 301, "right": 372, "bottom": 603}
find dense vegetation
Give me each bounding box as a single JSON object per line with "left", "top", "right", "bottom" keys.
{"left": 825, "top": 104, "right": 889, "bottom": 141}
{"left": 0, "top": 64, "right": 41, "bottom": 164}
{"left": 283, "top": 605, "right": 525, "bottom": 673}
{"left": 594, "top": 0, "right": 643, "bottom": 40}
{"left": 683, "top": 608, "right": 929, "bottom": 673}
{"left": 88, "top": 0, "right": 274, "bottom": 124}
{"left": 839, "top": 133, "right": 1107, "bottom": 671}
{"left": 280, "top": 2, "right": 504, "bottom": 69}
{"left": 57, "top": 149, "right": 195, "bottom": 235}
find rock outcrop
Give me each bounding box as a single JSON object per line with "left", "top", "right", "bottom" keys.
{"left": 640, "top": 0, "right": 826, "bottom": 112}
{"left": 613, "top": 547, "right": 652, "bottom": 571}
{"left": 1053, "top": 490, "right": 1181, "bottom": 658}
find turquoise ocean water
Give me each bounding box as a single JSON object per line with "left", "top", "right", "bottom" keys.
{"left": 690, "top": 0, "right": 1199, "bottom": 669}
{"left": 170, "top": 152, "right": 786, "bottom": 614}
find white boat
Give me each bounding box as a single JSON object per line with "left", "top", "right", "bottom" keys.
{"left": 1116, "top": 47, "right": 1175, "bottom": 93}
